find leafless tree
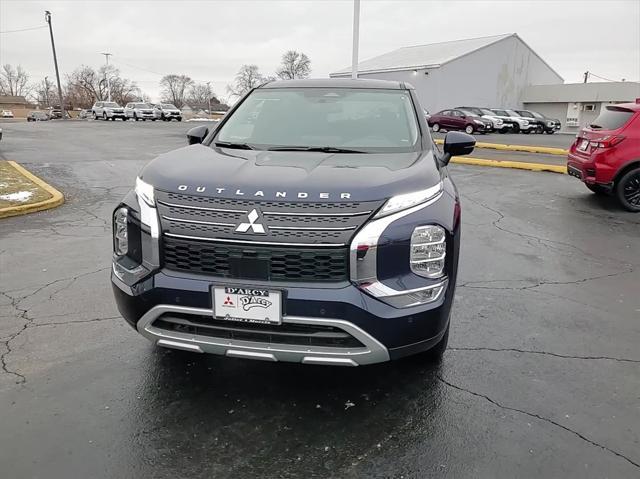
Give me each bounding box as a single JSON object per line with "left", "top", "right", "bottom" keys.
{"left": 159, "top": 74, "right": 194, "bottom": 108}
{"left": 32, "top": 77, "right": 57, "bottom": 107}
{"left": 227, "top": 65, "right": 265, "bottom": 98}
{"left": 187, "top": 82, "right": 228, "bottom": 111}
{"left": 276, "top": 51, "right": 311, "bottom": 80}
{"left": 65, "top": 65, "right": 138, "bottom": 108}
{"left": 0, "top": 64, "right": 32, "bottom": 97}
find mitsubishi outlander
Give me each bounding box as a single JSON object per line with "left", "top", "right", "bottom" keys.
{"left": 111, "top": 79, "right": 475, "bottom": 366}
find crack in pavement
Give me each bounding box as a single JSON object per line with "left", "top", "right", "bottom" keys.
{"left": 36, "top": 316, "right": 120, "bottom": 327}
{"left": 458, "top": 267, "right": 635, "bottom": 291}
{"left": 448, "top": 347, "right": 640, "bottom": 364}
{"left": 460, "top": 193, "right": 640, "bottom": 268}
{"left": 0, "top": 267, "right": 112, "bottom": 384}
{"left": 436, "top": 375, "right": 640, "bottom": 469}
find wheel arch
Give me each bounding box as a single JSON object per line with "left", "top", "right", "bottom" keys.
{"left": 613, "top": 159, "right": 640, "bottom": 186}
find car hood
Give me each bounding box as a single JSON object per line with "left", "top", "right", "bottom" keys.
{"left": 140, "top": 144, "right": 443, "bottom": 202}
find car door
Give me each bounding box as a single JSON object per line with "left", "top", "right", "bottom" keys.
{"left": 450, "top": 110, "right": 466, "bottom": 130}
{"left": 436, "top": 110, "right": 451, "bottom": 128}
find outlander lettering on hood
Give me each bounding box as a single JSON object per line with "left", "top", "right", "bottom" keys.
{"left": 111, "top": 78, "right": 475, "bottom": 366}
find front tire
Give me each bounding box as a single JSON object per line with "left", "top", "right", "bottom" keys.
{"left": 512, "top": 124, "right": 520, "bottom": 133}
{"left": 464, "top": 125, "right": 474, "bottom": 134}
{"left": 546, "top": 130, "right": 555, "bottom": 134}
{"left": 134, "top": 113, "right": 139, "bottom": 121}
{"left": 432, "top": 123, "right": 440, "bottom": 132}
{"left": 424, "top": 323, "right": 450, "bottom": 362}
{"left": 616, "top": 168, "right": 640, "bottom": 212}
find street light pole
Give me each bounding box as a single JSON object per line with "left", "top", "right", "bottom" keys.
{"left": 351, "top": 0, "right": 360, "bottom": 79}
{"left": 206, "top": 81, "right": 212, "bottom": 119}
{"left": 44, "top": 11, "right": 66, "bottom": 120}
{"left": 101, "top": 52, "right": 112, "bottom": 101}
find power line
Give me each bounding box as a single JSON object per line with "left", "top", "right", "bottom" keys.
{"left": 0, "top": 25, "right": 47, "bottom": 34}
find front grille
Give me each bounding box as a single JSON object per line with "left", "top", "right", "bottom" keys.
{"left": 153, "top": 314, "right": 365, "bottom": 348}
{"left": 163, "top": 236, "right": 348, "bottom": 281}
{"left": 155, "top": 190, "right": 383, "bottom": 246}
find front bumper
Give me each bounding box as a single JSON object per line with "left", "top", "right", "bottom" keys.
{"left": 112, "top": 267, "right": 454, "bottom": 366}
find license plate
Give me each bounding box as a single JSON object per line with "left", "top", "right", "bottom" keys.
{"left": 213, "top": 286, "right": 282, "bottom": 325}
{"left": 578, "top": 139, "right": 590, "bottom": 151}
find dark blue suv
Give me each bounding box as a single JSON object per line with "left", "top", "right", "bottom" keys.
{"left": 111, "top": 79, "right": 475, "bottom": 366}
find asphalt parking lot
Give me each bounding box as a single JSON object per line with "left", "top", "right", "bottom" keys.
{"left": 1, "top": 121, "right": 639, "bottom": 478}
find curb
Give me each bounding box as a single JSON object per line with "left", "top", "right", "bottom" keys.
{"left": 0, "top": 161, "right": 65, "bottom": 219}
{"left": 434, "top": 138, "right": 568, "bottom": 156}
{"left": 452, "top": 156, "right": 567, "bottom": 174}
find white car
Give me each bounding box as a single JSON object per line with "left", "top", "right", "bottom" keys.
{"left": 457, "top": 106, "right": 511, "bottom": 133}
{"left": 1, "top": 110, "right": 14, "bottom": 118}
{"left": 124, "top": 102, "right": 156, "bottom": 121}
{"left": 153, "top": 103, "right": 182, "bottom": 121}
{"left": 491, "top": 108, "right": 535, "bottom": 133}
{"left": 91, "top": 101, "right": 126, "bottom": 121}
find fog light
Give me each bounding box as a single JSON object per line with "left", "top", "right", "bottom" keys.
{"left": 113, "top": 207, "right": 128, "bottom": 256}
{"left": 410, "top": 225, "right": 446, "bottom": 278}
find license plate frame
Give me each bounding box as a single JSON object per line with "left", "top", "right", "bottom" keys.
{"left": 212, "top": 285, "right": 283, "bottom": 325}
{"left": 577, "top": 139, "right": 590, "bottom": 151}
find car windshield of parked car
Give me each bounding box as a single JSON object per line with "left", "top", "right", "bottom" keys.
{"left": 459, "top": 110, "right": 477, "bottom": 117}
{"left": 589, "top": 106, "right": 634, "bottom": 130}
{"left": 517, "top": 111, "right": 534, "bottom": 118}
{"left": 506, "top": 109, "right": 521, "bottom": 117}
{"left": 478, "top": 108, "right": 495, "bottom": 116}
{"left": 104, "top": 102, "right": 119, "bottom": 107}
{"left": 216, "top": 88, "right": 420, "bottom": 152}
{"left": 530, "top": 111, "right": 545, "bottom": 119}
{"left": 492, "top": 109, "right": 508, "bottom": 116}
{"left": 162, "top": 104, "right": 177, "bottom": 109}
{"left": 135, "top": 103, "right": 151, "bottom": 108}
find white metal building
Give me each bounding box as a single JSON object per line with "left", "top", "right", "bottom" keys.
{"left": 522, "top": 81, "right": 640, "bottom": 132}
{"left": 330, "top": 33, "right": 563, "bottom": 114}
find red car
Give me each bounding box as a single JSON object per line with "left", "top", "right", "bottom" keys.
{"left": 428, "top": 109, "right": 493, "bottom": 135}
{"left": 567, "top": 100, "right": 640, "bottom": 212}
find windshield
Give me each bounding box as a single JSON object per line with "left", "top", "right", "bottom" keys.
{"left": 162, "top": 104, "right": 177, "bottom": 109}
{"left": 459, "top": 110, "right": 478, "bottom": 117}
{"left": 479, "top": 108, "right": 495, "bottom": 116}
{"left": 492, "top": 109, "right": 508, "bottom": 116}
{"left": 104, "top": 102, "right": 119, "bottom": 107}
{"left": 517, "top": 111, "right": 534, "bottom": 118}
{"left": 589, "top": 106, "right": 634, "bottom": 130}
{"left": 216, "top": 88, "right": 420, "bottom": 152}
{"left": 135, "top": 103, "right": 151, "bottom": 108}
{"left": 506, "top": 109, "right": 521, "bottom": 117}
{"left": 530, "top": 111, "right": 545, "bottom": 119}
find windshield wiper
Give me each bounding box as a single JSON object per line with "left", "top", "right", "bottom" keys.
{"left": 267, "top": 146, "right": 364, "bottom": 153}
{"left": 214, "top": 141, "right": 255, "bottom": 150}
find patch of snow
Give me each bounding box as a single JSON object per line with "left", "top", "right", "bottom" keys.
{"left": 186, "top": 118, "right": 220, "bottom": 122}
{"left": 0, "top": 191, "right": 34, "bottom": 202}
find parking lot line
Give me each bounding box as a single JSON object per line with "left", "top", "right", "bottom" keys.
{"left": 434, "top": 138, "right": 569, "bottom": 156}
{"left": 452, "top": 156, "right": 567, "bottom": 174}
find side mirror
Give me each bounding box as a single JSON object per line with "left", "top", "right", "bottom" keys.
{"left": 187, "top": 125, "right": 209, "bottom": 145}
{"left": 441, "top": 131, "right": 475, "bottom": 165}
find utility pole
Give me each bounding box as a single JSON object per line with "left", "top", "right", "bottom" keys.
{"left": 44, "top": 76, "right": 50, "bottom": 107}
{"left": 101, "top": 52, "right": 112, "bottom": 101}
{"left": 45, "top": 11, "right": 66, "bottom": 120}
{"left": 206, "top": 81, "right": 212, "bottom": 119}
{"left": 583, "top": 71, "right": 589, "bottom": 83}
{"left": 351, "top": 0, "right": 360, "bottom": 79}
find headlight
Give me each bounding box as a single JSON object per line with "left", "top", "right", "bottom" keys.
{"left": 374, "top": 183, "right": 443, "bottom": 218}
{"left": 113, "top": 207, "right": 129, "bottom": 256}
{"left": 410, "top": 225, "right": 446, "bottom": 278}
{"left": 522, "top": 120, "right": 529, "bottom": 126}
{"left": 547, "top": 121, "right": 553, "bottom": 126}
{"left": 135, "top": 177, "right": 155, "bottom": 206}
{"left": 495, "top": 119, "right": 503, "bottom": 125}
{"left": 474, "top": 119, "right": 483, "bottom": 125}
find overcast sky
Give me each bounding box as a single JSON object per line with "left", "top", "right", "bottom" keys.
{"left": 1, "top": 0, "right": 639, "bottom": 102}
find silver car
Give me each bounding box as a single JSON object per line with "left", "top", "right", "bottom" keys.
{"left": 124, "top": 102, "right": 156, "bottom": 121}
{"left": 92, "top": 101, "right": 126, "bottom": 121}
{"left": 154, "top": 103, "right": 182, "bottom": 121}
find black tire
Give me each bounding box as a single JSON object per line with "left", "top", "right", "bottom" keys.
{"left": 546, "top": 130, "right": 555, "bottom": 134}
{"left": 134, "top": 113, "right": 139, "bottom": 121}
{"left": 615, "top": 167, "right": 640, "bottom": 212}
{"left": 177, "top": 117, "right": 182, "bottom": 122}
{"left": 586, "top": 184, "right": 609, "bottom": 195}
{"left": 161, "top": 114, "right": 166, "bottom": 121}
{"left": 512, "top": 124, "right": 520, "bottom": 133}
{"left": 122, "top": 117, "right": 127, "bottom": 121}
{"left": 464, "top": 124, "right": 474, "bottom": 134}
{"left": 432, "top": 123, "right": 440, "bottom": 132}
{"left": 536, "top": 126, "right": 544, "bottom": 134}
{"left": 522, "top": 129, "right": 531, "bottom": 134}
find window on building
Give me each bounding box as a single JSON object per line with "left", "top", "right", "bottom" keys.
{"left": 583, "top": 104, "right": 596, "bottom": 111}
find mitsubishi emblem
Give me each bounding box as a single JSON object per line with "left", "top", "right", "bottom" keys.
{"left": 235, "top": 209, "right": 266, "bottom": 234}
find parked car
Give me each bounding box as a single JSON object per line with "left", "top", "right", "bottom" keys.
{"left": 27, "top": 111, "right": 50, "bottom": 121}
{"left": 154, "top": 103, "right": 182, "bottom": 121}
{"left": 124, "top": 102, "right": 156, "bottom": 121}
{"left": 456, "top": 106, "right": 509, "bottom": 133}
{"left": 1, "top": 110, "right": 14, "bottom": 118}
{"left": 490, "top": 109, "right": 535, "bottom": 133}
{"left": 49, "top": 108, "right": 70, "bottom": 119}
{"left": 78, "top": 109, "right": 92, "bottom": 119}
{"left": 515, "top": 109, "right": 561, "bottom": 134}
{"left": 111, "top": 78, "right": 476, "bottom": 365}
{"left": 428, "top": 108, "right": 493, "bottom": 134}
{"left": 92, "top": 101, "right": 126, "bottom": 121}
{"left": 567, "top": 101, "right": 640, "bottom": 212}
